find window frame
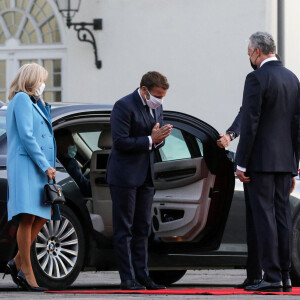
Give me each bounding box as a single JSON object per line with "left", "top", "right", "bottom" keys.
{"left": 155, "top": 125, "right": 204, "bottom": 163}
{"left": 0, "top": 0, "right": 66, "bottom": 102}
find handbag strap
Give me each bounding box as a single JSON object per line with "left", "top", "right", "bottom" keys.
{"left": 48, "top": 178, "right": 56, "bottom": 184}
{"left": 47, "top": 178, "right": 62, "bottom": 196}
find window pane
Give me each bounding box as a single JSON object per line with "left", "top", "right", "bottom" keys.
{"left": 196, "top": 137, "right": 204, "bottom": 156}
{"left": 23, "top": 0, "right": 30, "bottom": 9}
{"left": 0, "top": 0, "right": 9, "bottom": 9}
{"left": 36, "top": 0, "right": 46, "bottom": 7}
{"left": 43, "top": 91, "right": 61, "bottom": 102}
{"left": 49, "top": 17, "right": 61, "bottom": 43}
{"left": 53, "top": 60, "right": 61, "bottom": 87}
{"left": 54, "top": 91, "right": 61, "bottom": 102}
{"left": 3, "top": 11, "right": 23, "bottom": 36}
{"left": 0, "top": 92, "right": 6, "bottom": 102}
{"left": 79, "top": 132, "right": 102, "bottom": 151}
{"left": 0, "top": 61, "right": 6, "bottom": 89}
{"left": 53, "top": 59, "right": 61, "bottom": 71}
{"left": 43, "top": 2, "right": 52, "bottom": 16}
{"left": 16, "top": 0, "right": 23, "bottom": 9}
{"left": 20, "top": 19, "right": 38, "bottom": 44}
{"left": 40, "top": 18, "right": 61, "bottom": 43}
{"left": 25, "top": 19, "right": 34, "bottom": 33}
{"left": 42, "top": 59, "right": 62, "bottom": 102}
{"left": 159, "top": 128, "right": 191, "bottom": 161}
{"left": 0, "top": 23, "right": 5, "bottom": 44}
{"left": 30, "top": 4, "right": 39, "bottom": 18}
{"left": 20, "top": 31, "right": 29, "bottom": 44}
{"left": 43, "top": 59, "right": 53, "bottom": 86}
{"left": 43, "top": 91, "right": 52, "bottom": 102}
{"left": 0, "top": 114, "right": 6, "bottom": 137}
{"left": 41, "top": 23, "right": 50, "bottom": 42}
{"left": 53, "top": 74, "right": 61, "bottom": 87}
{"left": 29, "top": 30, "right": 38, "bottom": 43}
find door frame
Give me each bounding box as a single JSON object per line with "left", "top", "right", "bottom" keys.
{"left": 151, "top": 111, "right": 235, "bottom": 252}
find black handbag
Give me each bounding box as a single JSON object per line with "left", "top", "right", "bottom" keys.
{"left": 44, "top": 178, "right": 66, "bottom": 205}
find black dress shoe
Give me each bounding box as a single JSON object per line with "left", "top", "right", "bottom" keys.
{"left": 138, "top": 277, "right": 166, "bottom": 290}
{"left": 245, "top": 279, "right": 283, "bottom": 292}
{"left": 120, "top": 279, "right": 146, "bottom": 290}
{"left": 17, "top": 270, "right": 48, "bottom": 292}
{"left": 283, "top": 279, "right": 292, "bottom": 292}
{"left": 235, "top": 278, "right": 261, "bottom": 289}
{"left": 3, "top": 259, "right": 21, "bottom": 287}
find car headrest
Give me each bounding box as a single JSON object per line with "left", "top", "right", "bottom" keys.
{"left": 98, "top": 127, "right": 112, "bottom": 149}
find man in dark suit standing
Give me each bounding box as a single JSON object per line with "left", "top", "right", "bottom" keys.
{"left": 107, "top": 71, "right": 172, "bottom": 290}
{"left": 235, "top": 32, "right": 300, "bottom": 292}
{"left": 217, "top": 54, "right": 281, "bottom": 148}
{"left": 217, "top": 52, "right": 297, "bottom": 290}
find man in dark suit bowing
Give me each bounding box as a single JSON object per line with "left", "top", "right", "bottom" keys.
{"left": 235, "top": 32, "right": 300, "bottom": 292}
{"left": 107, "top": 71, "right": 172, "bottom": 290}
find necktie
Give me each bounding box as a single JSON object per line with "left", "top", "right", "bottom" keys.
{"left": 145, "top": 105, "right": 155, "bottom": 128}
{"left": 145, "top": 105, "right": 154, "bottom": 119}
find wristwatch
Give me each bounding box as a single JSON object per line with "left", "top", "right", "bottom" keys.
{"left": 227, "top": 131, "right": 236, "bottom": 141}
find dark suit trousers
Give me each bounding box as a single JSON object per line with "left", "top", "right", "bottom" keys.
{"left": 243, "top": 186, "right": 262, "bottom": 281}
{"left": 109, "top": 173, "right": 154, "bottom": 281}
{"left": 245, "top": 172, "right": 293, "bottom": 282}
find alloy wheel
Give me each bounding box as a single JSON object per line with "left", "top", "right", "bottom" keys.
{"left": 34, "top": 217, "right": 79, "bottom": 279}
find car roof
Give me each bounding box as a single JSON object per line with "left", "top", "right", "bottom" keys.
{"left": 0, "top": 101, "right": 113, "bottom": 116}
{"left": 49, "top": 103, "right": 113, "bottom": 119}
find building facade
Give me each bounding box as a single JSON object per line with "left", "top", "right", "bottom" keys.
{"left": 0, "top": 0, "right": 299, "bottom": 150}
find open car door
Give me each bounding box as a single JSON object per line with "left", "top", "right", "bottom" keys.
{"left": 152, "top": 112, "right": 234, "bottom": 249}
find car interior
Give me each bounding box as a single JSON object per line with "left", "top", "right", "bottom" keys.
{"left": 54, "top": 121, "right": 216, "bottom": 243}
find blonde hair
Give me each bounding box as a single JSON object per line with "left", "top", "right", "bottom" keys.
{"left": 8, "top": 63, "right": 48, "bottom": 100}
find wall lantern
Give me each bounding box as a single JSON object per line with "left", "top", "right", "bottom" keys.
{"left": 55, "top": 0, "right": 102, "bottom": 69}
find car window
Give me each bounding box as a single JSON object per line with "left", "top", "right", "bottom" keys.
{"left": 78, "top": 131, "right": 101, "bottom": 151}
{"left": 159, "top": 128, "right": 191, "bottom": 161}
{"left": 196, "top": 137, "right": 204, "bottom": 156}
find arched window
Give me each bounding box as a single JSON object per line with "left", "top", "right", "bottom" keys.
{"left": 0, "top": 0, "right": 66, "bottom": 102}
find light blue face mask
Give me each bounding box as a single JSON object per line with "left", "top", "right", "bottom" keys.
{"left": 67, "top": 145, "right": 77, "bottom": 158}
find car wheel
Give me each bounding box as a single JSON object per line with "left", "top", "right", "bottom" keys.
{"left": 31, "top": 205, "right": 85, "bottom": 290}
{"left": 291, "top": 207, "right": 300, "bottom": 285}
{"left": 149, "top": 270, "right": 187, "bottom": 286}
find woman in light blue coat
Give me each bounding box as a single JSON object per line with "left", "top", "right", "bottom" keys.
{"left": 5, "top": 63, "right": 60, "bottom": 291}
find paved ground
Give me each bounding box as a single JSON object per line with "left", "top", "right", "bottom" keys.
{"left": 0, "top": 269, "right": 298, "bottom": 299}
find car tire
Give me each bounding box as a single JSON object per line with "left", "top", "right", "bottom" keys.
{"left": 149, "top": 270, "right": 187, "bottom": 286}
{"left": 291, "top": 207, "right": 300, "bottom": 285}
{"left": 31, "top": 205, "right": 85, "bottom": 290}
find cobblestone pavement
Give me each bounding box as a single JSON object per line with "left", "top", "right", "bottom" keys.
{"left": 0, "top": 269, "right": 298, "bottom": 299}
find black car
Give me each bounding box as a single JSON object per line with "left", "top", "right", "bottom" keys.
{"left": 0, "top": 102, "right": 299, "bottom": 290}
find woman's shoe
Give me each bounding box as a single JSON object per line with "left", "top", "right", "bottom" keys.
{"left": 2, "top": 259, "right": 21, "bottom": 286}
{"left": 17, "top": 270, "right": 48, "bottom": 292}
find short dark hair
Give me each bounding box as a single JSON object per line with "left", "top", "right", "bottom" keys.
{"left": 140, "top": 71, "right": 169, "bottom": 90}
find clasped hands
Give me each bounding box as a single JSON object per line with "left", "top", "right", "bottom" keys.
{"left": 151, "top": 123, "right": 173, "bottom": 144}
